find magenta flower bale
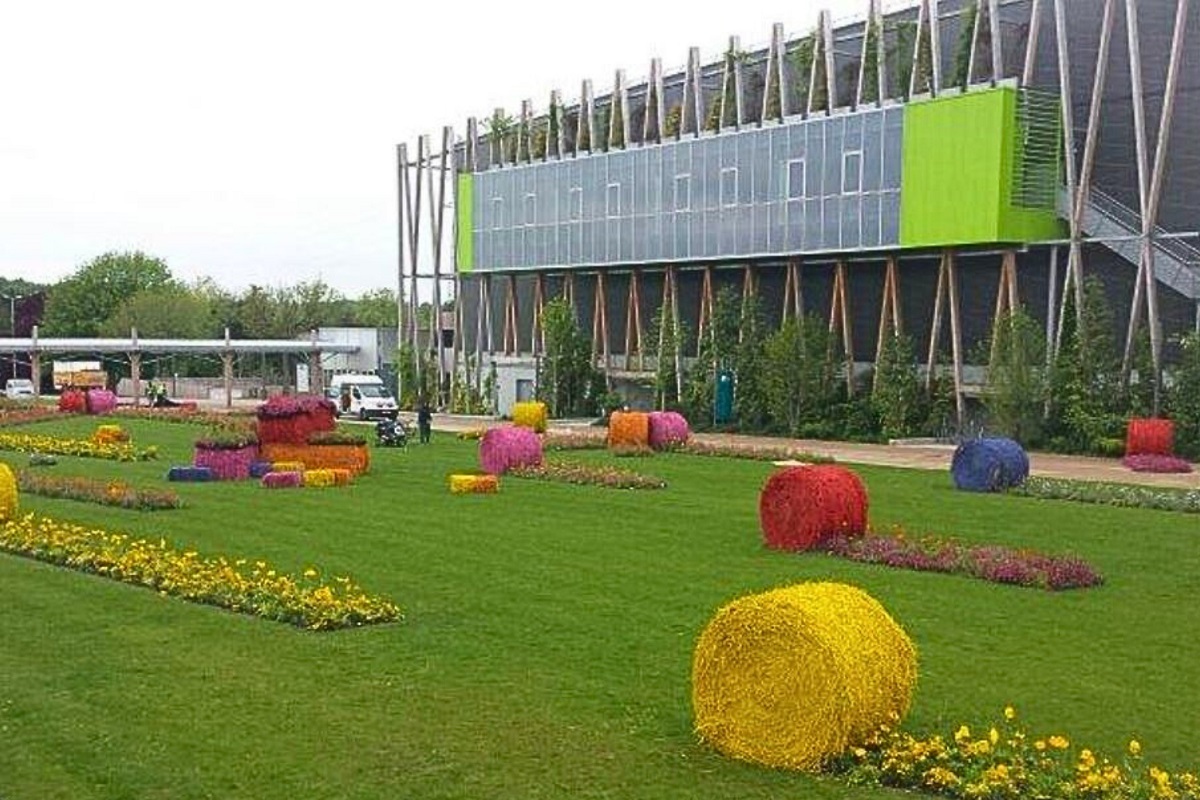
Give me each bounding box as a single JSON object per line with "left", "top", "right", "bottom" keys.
{"left": 479, "top": 425, "right": 544, "bottom": 475}
{"left": 261, "top": 471, "right": 303, "bottom": 489}
{"left": 194, "top": 445, "right": 259, "bottom": 480}
{"left": 86, "top": 389, "right": 118, "bottom": 415}
{"left": 647, "top": 411, "right": 690, "bottom": 450}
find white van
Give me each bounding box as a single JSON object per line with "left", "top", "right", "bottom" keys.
{"left": 328, "top": 374, "right": 398, "bottom": 420}
{"left": 4, "top": 378, "right": 35, "bottom": 400}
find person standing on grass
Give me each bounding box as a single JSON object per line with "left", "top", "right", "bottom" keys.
{"left": 417, "top": 398, "right": 433, "bottom": 444}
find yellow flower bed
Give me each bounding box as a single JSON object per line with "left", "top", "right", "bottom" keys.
{"left": 271, "top": 460, "right": 306, "bottom": 473}
{"left": 0, "top": 431, "right": 154, "bottom": 461}
{"left": 512, "top": 401, "right": 548, "bottom": 433}
{"left": 0, "top": 463, "right": 17, "bottom": 522}
{"left": 448, "top": 474, "right": 499, "bottom": 494}
{"left": 692, "top": 582, "right": 917, "bottom": 772}
{"left": 0, "top": 514, "right": 400, "bottom": 630}
{"left": 302, "top": 468, "right": 352, "bottom": 488}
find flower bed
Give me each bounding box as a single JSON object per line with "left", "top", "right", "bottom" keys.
{"left": 256, "top": 395, "right": 336, "bottom": 445}
{"left": 818, "top": 528, "right": 1103, "bottom": 590}
{"left": 760, "top": 465, "right": 869, "bottom": 551}
{"left": 1126, "top": 417, "right": 1174, "bottom": 456}
{"left": 456, "top": 427, "right": 488, "bottom": 441}
{"left": 1121, "top": 453, "right": 1194, "bottom": 473}
{"left": 92, "top": 424, "right": 129, "bottom": 445}
{"left": 110, "top": 407, "right": 254, "bottom": 427}
{"left": 259, "top": 442, "right": 370, "bottom": 475}
{"left": 647, "top": 411, "right": 690, "bottom": 450}
{"left": 608, "top": 411, "right": 650, "bottom": 448}
{"left": 830, "top": 707, "right": 1200, "bottom": 800}
{"left": 194, "top": 444, "right": 259, "bottom": 480}
{"left": 0, "top": 406, "right": 62, "bottom": 427}
{"left": 676, "top": 439, "right": 836, "bottom": 463}
{"left": 0, "top": 463, "right": 17, "bottom": 521}
{"left": 693, "top": 582, "right": 917, "bottom": 772}
{"left": 0, "top": 432, "right": 156, "bottom": 462}
{"left": 479, "top": 426, "right": 543, "bottom": 475}
{"left": 512, "top": 401, "right": 548, "bottom": 433}
{"left": 0, "top": 514, "right": 400, "bottom": 630}
{"left": 509, "top": 460, "right": 666, "bottom": 490}
{"left": 1010, "top": 476, "right": 1200, "bottom": 513}
{"left": 17, "top": 472, "right": 182, "bottom": 511}
{"left": 540, "top": 431, "right": 606, "bottom": 450}
{"left": 448, "top": 473, "right": 499, "bottom": 494}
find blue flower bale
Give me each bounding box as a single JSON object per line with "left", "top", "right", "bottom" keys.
{"left": 951, "top": 438, "right": 1029, "bottom": 492}
{"left": 249, "top": 461, "right": 274, "bottom": 478}
{"left": 168, "top": 466, "right": 214, "bottom": 482}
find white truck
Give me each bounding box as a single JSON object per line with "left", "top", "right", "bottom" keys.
{"left": 327, "top": 373, "right": 398, "bottom": 420}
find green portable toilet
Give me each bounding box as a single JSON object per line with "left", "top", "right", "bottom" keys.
{"left": 714, "top": 369, "right": 734, "bottom": 424}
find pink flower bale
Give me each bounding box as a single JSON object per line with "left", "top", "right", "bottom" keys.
{"left": 86, "top": 389, "right": 118, "bottom": 414}
{"left": 194, "top": 444, "right": 259, "bottom": 480}
{"left": 261, "top": 471, "right": 303, "bottom": 489}
{"left": 479, "top": 425, "right": 544, "bottom": 475}
{"left": 647, "top": 411, "right": 690, "bottom": 450}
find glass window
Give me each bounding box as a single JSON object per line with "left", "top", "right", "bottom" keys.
{"left": 787, "top": 159, "right": 806, "bottom": 200}
{"left": 842, "top": 150, "right": 863, "bottom": 194}
{"left": 491, "top": 197, "right": 504, "bottom": 231}
{"left": 720, "top": 167, "right": 738, "bottom": 208}
{"left": 569, "top": 187, "right": 582, "bottom": 221}
{"left": 674, "top": 174, "right": 691, "bottom": 211}
{"left": 606, "top": 182, "right": 621, "bottom": 218}
{"left": 524, "top": 193, "right": 536, "bottom": 227}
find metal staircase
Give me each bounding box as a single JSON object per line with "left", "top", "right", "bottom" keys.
{"left": 1061, "top": 187, "right": 1200, "bottom": 300}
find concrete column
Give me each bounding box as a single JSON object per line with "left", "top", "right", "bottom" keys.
{"left": 222, "top": 352, "right": 234, "bottom": 409}
{"left": 130, "top": 353, "right": 142, "bottom": 407}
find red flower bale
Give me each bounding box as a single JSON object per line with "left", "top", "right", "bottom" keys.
{"left": 255, "top": 395, "right": 336, "bottom": 445}
{"left": 1125, "top": 418, "right": 1175, "bottom": 457}
{"left": 58, "top": 389, "right": 87, "bottom": 414}
{"left": 479, "top": 426, "right": 544, "bottom": 475}
{"left": 759, "top": 465, "right": 869, "bottom": 551}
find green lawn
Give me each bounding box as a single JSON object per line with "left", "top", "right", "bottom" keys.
{"left": 0, "top": 417, "right": 1196, "bottom": 799}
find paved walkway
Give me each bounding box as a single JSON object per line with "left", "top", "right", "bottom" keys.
{"left": 426, "top": 413, "right": 1199, "bottom": 490}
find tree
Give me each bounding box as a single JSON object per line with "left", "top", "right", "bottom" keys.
{"left": 1168, "top": 332, "right": 1200, "bottom": 458}
{"left": 100, "top": 286, "right": 213, "bottom": 339}
{"left": 352, "top": 289, "right": 399, "bottom": 328}
{"left": 872, "top": 334, "right": 921, "bottom": 439}
{"left": 538, "top": 299, "right": 602, "bottom": 417}
{"left": 762, "top": 315, "right": 833, "bottom": 435}
{"left": 983, "top": 307, "right": 1047, "bottom": 444}
{"left": 42, "top": 251, "right": 174, "bottom": 336}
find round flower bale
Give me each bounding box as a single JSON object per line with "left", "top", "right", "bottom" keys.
{"left": 951, "top": 438, "right": 1029, "bottom": 492}
{"left": 512, "top": 401, "right": 548, "bottom": 433}
{"left": 58, "top": 389, "right": 87, "bottom": 414}
{"left": 759, "top": 465, "right": 868, "bottom": 551}
{"left": 86, "top": 389, "right": 118, "bottom": 415}
{"left": 608, "top": 410, "right": 650, "bottom": 448}
{"left": 692, "top": 582, "right": 917, "bottom": 772}
{"left": 479, "top": 425, "right": 543, "bottom": 475}
{"left": 0, "top": 462, "right": 19, "bottom": 522}
{"left": 1126, "top": 418, "right": 1174, "bottom": 457}
{"left": 647, "top": 411, "right": 690, "bottom": 450}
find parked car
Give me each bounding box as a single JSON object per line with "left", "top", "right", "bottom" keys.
{"left": 4, "top": 378, "right": 36, "bottom": 400}
{"left": 328, "top": 374, "right": 399, "bottom": 420}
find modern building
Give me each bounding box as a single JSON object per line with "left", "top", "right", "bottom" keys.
{"left": 398, "top": 0, "right": 1198, "bottom": 419}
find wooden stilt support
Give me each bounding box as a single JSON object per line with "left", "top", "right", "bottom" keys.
{"left": 781, "top": 259, "right": 803, "bottom": 325}
{"left": 697, "top": 266, "right": 715, "bottom": 346}
{"left": 532, "top": 273, "right": 546, "bottom": 357}
{"left": 827, "top": 261, "right": 855, "bottom": 396}
{"left": 670, "top": 267, "right": 683, "bottom": 399}
{"left": 503, "top": 274, "right": 519, "bottom": 356}
{"left": 989, "top": 250, "right": 1020, "bottom": 365}
{"left": 592, "top": 272, "right": 611, "bottom": 380}
{"left": 624, "top": 269, "right": 644, "bottom": 371}
{"left": 738, "top": 265, "right": 756, "bottom": 343}
{"left": 873, "top": 256, "right": 902, "bottom": 391}
{"left": 946, "top": 252, "right": 966, "bottom": 428}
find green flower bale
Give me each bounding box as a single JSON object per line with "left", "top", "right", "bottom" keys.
{"left": 692, "top": 582, "right": 917, "bottom": 772}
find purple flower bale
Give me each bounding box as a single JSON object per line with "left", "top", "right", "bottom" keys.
{"left": 261, "top": 471, "right": 303, "bottom": 489}
{"left": 951, "top": 437, "right": 1029, "bottom": 492}
{"left": 249, "top": 461, "right": 274, "bottom": 478}
{"left": 194, "top": 444, "right": 259, "bottom": 480}
{"left": 86, "top": 389, "right": 119, "bottom": 415}
{"left": 647, "top": 411, "right": 690, "bottom": 450}
{"left": 167, "top": 466, "right": 214, "bottom": 482}
{"left": 479, "top": 425, "right": 544, "bottom": 475}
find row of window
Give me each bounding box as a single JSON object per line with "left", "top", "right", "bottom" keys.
{"left": 492, "top": 152, "right": 865, "bottom": 230}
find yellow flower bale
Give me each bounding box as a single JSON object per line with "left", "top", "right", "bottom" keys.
{"left": 512, "top": 401, "right": 548, "bottom": 433}
{"left": 448, "top": 473, "right": 499, "bottom": 494}
{"left": 271, "top": 460, "right": 306, "bottom": 473}
{"left": 0, "top": 462, "right": 17, "bottom": 522}
{"left": 692, "top": 582, "right": 917, "bottom": 772}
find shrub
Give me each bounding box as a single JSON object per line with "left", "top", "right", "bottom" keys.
{"left": 647, "top": 411, "right": 690, "bottom": 450}
{"left": 0, "top": 463, "right": 17, "bottom": 522}
{"left": 479, "top": 426, "right": 543, "bottom": 475}
{"left": 759, "top": 465, "right": 868, "bottom": 551}
{"left": 951, "top": 438, "right": 1029, "bottom": 492}
{"left": 1011, "top": 475, "right": 1200, "bottom": 513}
{"left": 92, "top": 425, "right": 129, "bottom": 445}
{"left": 195, "top": 428, "right": 259, "bottom": 450}
{"left": 692, "top": 582, "right": 917, "bottom": 772}
{"left": 448, "top": 474, "right": 499, "bottom": 494}
{"left": 512, "top": 401, "right": 548, "bottom": 433}
{"left": 1125, "top": 418, "right": 1175, "bottom": 456}
{"left": 307, "top": 430, "right": 367, "bottom": 446}
{"left": 509, "top": 460, "right": 666, "bottom": 490}
{"left": 608, "top": 411, "right": 650, "bottom": 448}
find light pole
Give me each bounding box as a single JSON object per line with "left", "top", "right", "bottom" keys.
{"left": 0, "top": 293, "right": 27, "bottom": 381}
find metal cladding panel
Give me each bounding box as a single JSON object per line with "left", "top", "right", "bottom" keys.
{"left": 467, "top": 106, "right": 903, "bottom": 271}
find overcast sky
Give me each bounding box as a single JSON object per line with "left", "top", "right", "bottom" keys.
{"left": 1, "top": 0, "right": 873, "bottom": 298}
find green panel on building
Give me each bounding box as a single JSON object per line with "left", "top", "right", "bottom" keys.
{"left": 456, "top": 173, "right": 474, "bottom": 273}
{"left": 900, "top": 86, "right": 1063, "bottom": 248}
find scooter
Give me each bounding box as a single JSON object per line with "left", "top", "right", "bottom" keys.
{"left": 375, "top": 417, "right": 409, "bottom": 448}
